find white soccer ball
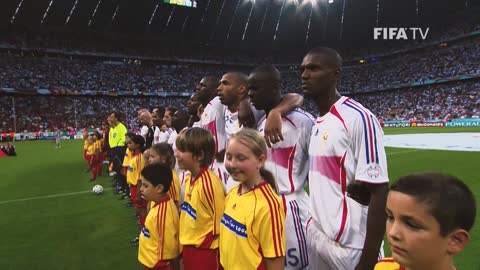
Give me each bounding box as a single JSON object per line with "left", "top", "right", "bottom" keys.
{"left": 92, "top": 184, "right": 104, "bottom": 194}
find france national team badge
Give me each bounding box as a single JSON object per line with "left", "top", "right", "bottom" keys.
{"left": 323, "top": 132, "right": 328, "bottom": 140}
{"left": 367, "top": 163, "right": 381, "bottom": 178}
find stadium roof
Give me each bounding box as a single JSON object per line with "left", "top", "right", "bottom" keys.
{"left": 1, "top": 0, "right": 478, "bottom": 50}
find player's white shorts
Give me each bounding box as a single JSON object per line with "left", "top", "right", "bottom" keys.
{"left": 281, "top": 189, "right": 309, "bottom": 270}
{"left": 306, "top": 218, "right": 362, "bottom": 269}
{"left": 306, "top": 218, "right": 384, "bottom": 270}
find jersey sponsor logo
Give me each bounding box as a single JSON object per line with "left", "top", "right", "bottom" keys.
{"left": 181, "top": 202, "right": 197, "bottom": 220}
{"left": 141, "top": 226, "right": 150, "bottom": 238}
{"left": 127, "top": 166, "right": 133, "bottom": 172}
{"left": 367, "top": 163, "right": 381, "bottom": 178}
{"left": 221, "top": 213, "right": 247, "bottom": 238}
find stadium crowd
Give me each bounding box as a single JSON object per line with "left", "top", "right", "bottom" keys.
{"left": 1, "top": 77, "right": 479, "bottom": 133}
{"left": 1, "top": 35, "right": 479, "bottom": 94}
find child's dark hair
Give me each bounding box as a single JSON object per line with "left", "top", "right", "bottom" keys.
{"left": 175, "top": 127, "right": 215, "bottom": 167}
{"left": 141, "top": 164, "right": 173, "bottom": 192}
{"left": 151, "top": 143, "right": 176, "bottom": 169}
{"left": 390, "top": 172, "right": 476, "bottom": 236}
{"left": 126, "top": 132, "right": 136, "bottom": 140}
{"left": 94, "top": 130, "right": 102, "bottom": 140}
{"left": 130, "top": 134, "right": 145, "bottom": 152}
{"left": 228, "top": 128, "right": 277, "bottom": 193}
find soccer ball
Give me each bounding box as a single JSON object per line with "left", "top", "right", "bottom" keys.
{"left": 92, "top": 184, "right": 104, "bottom": 194}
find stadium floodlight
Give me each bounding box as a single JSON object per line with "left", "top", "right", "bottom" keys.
{"left": 10, "top": 0, "right": 25, "bottom": 24}
{"left": 328, "top": 0, "right": 334, "bottom": 3}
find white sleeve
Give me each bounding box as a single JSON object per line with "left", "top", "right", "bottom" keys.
{"left": 351, "top": 114, "right": 389, "bottom": 184}
{"left": 140, "top": 126, "right": 148, "bottom": 139}
{"left": 153, "top": 126, "right": 160, "bottom": 144}
{"left": 158, "top": 130, "right": 169, "bottom": 143}
{"left": 168, "top": 130, "right": 178, "bottom": 146}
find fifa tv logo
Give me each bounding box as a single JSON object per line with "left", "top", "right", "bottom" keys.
{"left": 373, "top": 28, "right": 429, "bottom": 40}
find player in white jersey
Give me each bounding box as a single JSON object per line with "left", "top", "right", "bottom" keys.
{"left": 302, "top": 47, "right": 388, "bottom": 270}
{"left": 248, "top": 65, "right": 314, "bottom": 269}
{"left": 137, "top": 108, "right": 150, "bottom": 139}
{"left": 197, "top": 77, "right": 226, "bottom": 154}
{"left": 186, "top": 93, "right": 202, "bottom": 128}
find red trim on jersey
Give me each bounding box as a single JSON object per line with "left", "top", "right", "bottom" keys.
{"left": 191, "top": 167, "right": 207, "bottom": 186}
{"left": 204, "top": 119, "right": 219, "bottom": 154}
{"left": 282, "top": 115, "right": 297, "bottom": 128}
{"left": 152, "top": 195, "right": 171, "bottom": 208}
{"left": 259, "top": 185, "right": 284, "bottom": 257}
{"left": 330, "top": 105, "right": 348, "bottom": 131}
{"left": 335, "top": 152, "right": 348, "bottom": 242}
{"left": 156, "top": 201, "right": 167, "bottom": 260}
{"left": 202, "top": 174, "right": 214, "bottom": 210}
{"left": 204, "top": 171, "right": 217, "bottom": 234}
{"left": 238, "top": 181, "right": 268, "bottom": 195}
{"left": 198, "top": 231, "right": 215, "bottom": 249}
{"left": 287, "top": 145, "right": 296, "bottom": 193}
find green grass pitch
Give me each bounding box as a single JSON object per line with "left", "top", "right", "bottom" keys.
{"left": 0, "top": 127, "right": 479, "bottom": 269}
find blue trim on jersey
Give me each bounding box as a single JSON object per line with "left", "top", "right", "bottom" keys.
{"left": 344, "top": 102, "right": 370, "bottom": 164}
{"left": 221, "top": 213, "right": 247, "bottom": 238}
{"left": 141, "top": 226, "right": 150, "bottom": 238}
{"left": 289, "top": 201, "right": 303, "bottom": 266}
{"left": 370, "top": 115, "right": 379, "bottom": 164}
{"left": 181, "top": 202, "right": 197, "bottom": 220}
{"left": 291, "top": 108, "right": 316, "bottom": 125}
{"left": 293, "top": 200, "right": 309, "bottom": 267}
{"left": 290, "top": 201, "right": 309, "bottom": 267}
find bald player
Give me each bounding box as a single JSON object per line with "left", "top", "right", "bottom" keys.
{"left": 248, "top": 64, "right": 315, "bottom": 269}
{"left": 217, "top": 72, "right": 253, "bottom": 140}
{"left": 138, "top": 110, "right": 157, "bottom": 149}
{"left": 137, "top": 108, "right": 150, "bottom": 140}
{"left": 302, "top": 47, "right": 388, "bottom": 270}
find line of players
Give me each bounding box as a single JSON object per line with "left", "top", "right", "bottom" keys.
{"left": 102, "top": 47, "right": 476, "bottom": 270}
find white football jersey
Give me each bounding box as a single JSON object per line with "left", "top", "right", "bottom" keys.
{"left": 225, "top": 110, "right": 240, "bottom": 142}
{"left": 199, "top": 96, "right": 227, "bottom": 153}
{"left": 308, "top": 96, "right": 388, "bottom": 249}
{"left": 258, "top": 108, "right": 315, "bottom": 194}
{"left": 140, "top": 125, "right": 149, "bottom": 139}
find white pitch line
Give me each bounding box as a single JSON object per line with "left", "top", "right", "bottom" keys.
{"left": 387, "top": 149, "right": 423, "bottom": 156}
{"left": 0, "top": 188, "right": 113, "bottom": 205}
{"left": 0, "top": 149, "right": 428, "bottom": 205}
